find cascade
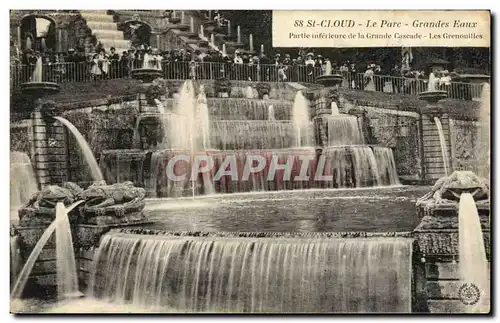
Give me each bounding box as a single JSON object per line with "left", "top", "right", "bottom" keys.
{"left": 88, "top": 232, "right": 413, "bottom": 313}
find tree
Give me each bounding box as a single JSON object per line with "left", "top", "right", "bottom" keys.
{"left": 220, "top": 10, "right": 272, "bottom": 53}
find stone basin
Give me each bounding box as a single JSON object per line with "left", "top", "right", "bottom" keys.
{"left": 20, "top": 82, "right": 60, "bottom": 97}
{"left": 130, "top": 68, "right": 163, "bottom": 83}
{"left": 418, "top": 91, "right": 448, "bottom": 103}
{"left": 315, "top": 74, "right": 343, "bottom": 87}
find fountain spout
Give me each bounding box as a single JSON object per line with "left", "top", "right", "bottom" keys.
{"left": 418, "top": 71, "right": 447, "bottom": 103}
{"left": 54, "top": 116, "right": 104, "bottom": 182}
{"left": 427, "top": 72, "right": 438, "bottom": 92}
{"left": 325, "top": 60, "right": 332, "bottom": 76}
{"left": 32, "top": 56, "right": 43, "bottom": 82}
{"left": 249, "top": 34, "right": 254, "bottom": 52}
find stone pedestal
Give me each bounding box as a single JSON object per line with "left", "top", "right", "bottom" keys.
{"left": 21, "top": 82, "right": 65, "bottom": 189}
{"left": 32, "top": 110, "right": 68, "bottom": 188}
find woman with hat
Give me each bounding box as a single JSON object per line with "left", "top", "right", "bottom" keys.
{"left": 305, "top": 52, "right": 315, "bottom": 81}
{"left": 363, "top": 64, "right": 376, "bottom": 91}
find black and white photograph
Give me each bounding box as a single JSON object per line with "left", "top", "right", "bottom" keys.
{"left": 8, "top": 8, "right": 491, "bottom": 314}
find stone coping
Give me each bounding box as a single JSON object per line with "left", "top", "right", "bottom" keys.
{"left": 416, "top": 199, "right": 490, "bottom": 212}
{"left": 108, "top": 229, "right": 414, "bottom": 239}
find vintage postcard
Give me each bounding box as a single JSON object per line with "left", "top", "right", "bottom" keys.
{"left": 9, "top": 9, "right": 491, "bottom": 314}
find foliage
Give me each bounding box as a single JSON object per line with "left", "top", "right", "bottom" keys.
{"left": 214, "top": 77, "right": 231, "bottom": 94}
{"left": 146, "top": 78, "right": 167, "bottom": 105}
{"left": 255, "top": 82, "right": 271, "bottom": 98}
{"left": 220, "top": 10, "right": 272, "bottom": 52}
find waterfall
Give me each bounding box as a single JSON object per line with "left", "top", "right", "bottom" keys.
{"left": 54, "top": 117, "right": 103, "bottom": 182}
{"left": 268, "top": 105, "right": 275, "bottom": 120}
{"left": 433, "top": 117, "right": 449, "bottom": 176}
{"left": 458, "top": 193, "right": 490, "bottom": 313}
{"left": 32, "top": 56, "right": 43, "bottom": 82}
{"left": 10, "top": 151, "right": 38, "bottom": 221}
{"left": 11, "top": 201, "right": 84, "bottom": 300}
{"left": 324, "top": 60, "right": 332, "bottom": 75}
{"left": 326, "top": 115, "right": 365, "bottom": 146}
{"left": 291, "top": 91, "right": 312, "bottom": 148}
{"left": 166, "top": 81, "right": 198, "bottom": 151}
{"left": 89, "top": 232, "right": 413, "bottom": 313}
{"left": 10, "top": 235, "right": 22, "bottom": 285}
{"left": 210, "top": 121, "right": 296, "bottom": 150}
{"left": 245, "top": 86, "right": 254, "bottom": 99}
{"left": 373, "top": 147, "right": 400, "bottom": 186}
{"left": 55, "top": 202, "right": 82, "bottom": 300}
{"left": 321, "top": 146, "right": 386, "bottom": 188}
{"left": 331, "top": 101, "right": 340, "bottom": 115}
{"left": 196, "top": 86, "right": 211, "bottom": 150}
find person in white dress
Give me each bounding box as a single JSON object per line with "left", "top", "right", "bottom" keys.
{"left": 363, "top": 64, "right": 375, "bottom": 91}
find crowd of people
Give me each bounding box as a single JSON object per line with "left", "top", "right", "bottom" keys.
{"left": 10, "top": 42, "right": 474, "bottom": 99}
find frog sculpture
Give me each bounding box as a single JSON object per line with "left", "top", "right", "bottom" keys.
{"left": 18, "top": 182, "right": 83, "bottom": 225}
{"left": 417, "top": 171, "right": 489, "bottom": 205}
{"left": 23, "top": 182, "right": 81, "bottom": 209}
{"left": 77, "top": 181, "right": 146, "bottom": 218}
{"left": 18, "top": 181, "right": 147, "bottom": 225}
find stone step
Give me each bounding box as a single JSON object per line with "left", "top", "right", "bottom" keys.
{"left": 422, "top": 145, "right": 447, "bottom": 151}
{"left": 86, "top": 21, "right": 118, "bottom": 31}
{"left": 424, "top": 157, "right": 449, "bottom": 163}
{"left": 424, "top": 150, "right": 451, "bottom": 158}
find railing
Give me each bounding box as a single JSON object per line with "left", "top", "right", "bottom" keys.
{"left": 10, "top": 61, "right": 485, "bottom": 101}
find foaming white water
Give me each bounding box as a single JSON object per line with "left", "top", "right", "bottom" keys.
{"left": 326, "top": 115, "right": 365, "bottom": 146}
{"left": 458, "top": 193, "right": 489, "bottom": 313}
{"left": 43, "top": 298, "right": 179, "bottom": 313}
{"left": 427, "top": 72, "right": 438, "bottom": 91}
{"left": 54, "top": 117, "right": 103, "bottom": 181}
{"left": 245, "top": 86, "right": 255, "bottom": 99}
{"left": 10, "top": 298, "right": 179, "bottom": 313}
{"left": 196, "top": 86, "right": 211, "bottom": 150}
{"left": 291, "top": 91, "right": 312, "bottom": 147}
{"left": 373, "top": 147, "right": 400, "bottom": 186}
{"left": 88, "top": 234, "right": 413, "bottom": 313}
{"left": 434, "top": 117, "right": 450, "bottom": 176}
{"left": 268, "top": 105, "right": 275, "bottom": 120}
{"left": 55, "top": 202, "right": 82, "bottom": 301}
{"left": 10, "top": 151, "right": 38, "bottom": 220}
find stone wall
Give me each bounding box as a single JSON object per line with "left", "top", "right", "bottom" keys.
{"left": 11, "top": 121, "right": 32, "bottom": 156}
{"left": 449, "top": 119, "right": 481, "bottom": 173}
{"left": 356, "top": 106, "right": 422, "bottom": 178}
{"left": 61, "top": 101, "right": 138, "bottom": 186}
